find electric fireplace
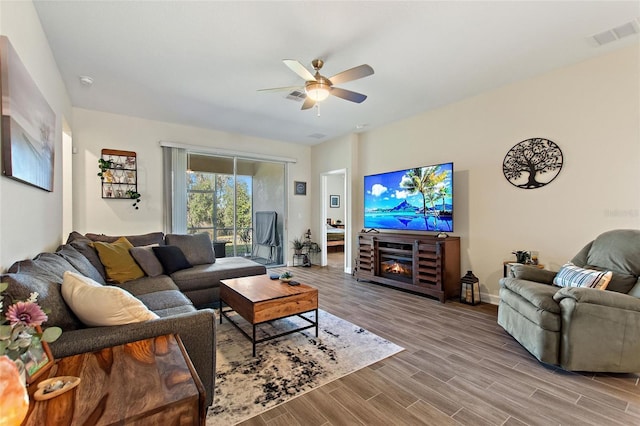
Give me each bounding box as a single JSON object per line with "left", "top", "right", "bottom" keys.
{"left": 380, "top": 256, "right": 413, "bottom": 284}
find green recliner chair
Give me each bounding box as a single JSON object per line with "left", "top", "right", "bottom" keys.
{"left": 498, "top": 229, "right": 640, "bottom": 372}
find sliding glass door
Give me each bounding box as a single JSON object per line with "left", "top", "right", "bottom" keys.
{"left": 185, "top": 153, "right": 285, "bottom": 265}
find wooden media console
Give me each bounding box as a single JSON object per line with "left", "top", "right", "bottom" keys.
{"left": 356, "top": 232, "right": 461, "bottom": 302}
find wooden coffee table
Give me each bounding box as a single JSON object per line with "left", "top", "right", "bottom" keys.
{"left": 219, "top": 274, "right": 318, "bottom": 356}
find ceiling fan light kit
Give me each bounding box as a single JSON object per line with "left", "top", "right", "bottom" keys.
{"left": 261, "top": 58, "right": 374, "bottom": 110}
{"left": 305, "top": 80, "right": 331, "bottom": 101}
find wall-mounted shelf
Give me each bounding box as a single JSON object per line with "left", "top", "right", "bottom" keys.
{"left": 100, "top": 149, "right": 137, "bottom": 199}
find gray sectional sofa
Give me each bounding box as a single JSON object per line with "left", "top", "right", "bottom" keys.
{"left": 1, "top": 231, "right": 267, "bottom": 407}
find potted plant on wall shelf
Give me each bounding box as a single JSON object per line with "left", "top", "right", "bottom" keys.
{"left": 125, "top": 190, "right": 141, "bottom": 210}
{"left": 97, "top": 158, "right": 114, "bottom": 180}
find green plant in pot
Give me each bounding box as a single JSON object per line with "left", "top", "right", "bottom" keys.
{"left": 291, "top": 237, "right": 305, "bottom": 255}
{"left": 125, "top": 190, "right": 141, "bottom": 210}
{"left": 97, "top": 158, "right": 114, "bottom": 180}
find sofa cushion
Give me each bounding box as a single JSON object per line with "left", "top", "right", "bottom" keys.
{"left": 56, "top": 244, "right": 106, "bottom": 285}
{"left": 1, "top": 272, "right": 81, "bottom": 331}
{"left": 135, "top": 290, "right": 194, "bottom": 312}
{"left": 61, "top": 271, "right": 159, "bottom": 326}
{"left": 153, "top": 304, "right": 197, "bottom": 318}
{"left": 170, "top": 257, "right": 266, "bottom": 293}
{"left": 165, "top": 233, "right": 215, "bottom": 266}
{"left": 67, "top": 238, "right": 107, "bottom": 280}
{"left": 85, "top": 232, "right": 165, "bottom": 247}
{"left": 582, "top": 265, "right": 637, "bottom": 294}
{"left": 130, "top": 245, "right": 163, "bottom": 277}
{"left": 8, "top": 253, "right": 79, "bottom": 281}
{"left": 153, "top": 246, "right": 193, "bottom": 274}
{"left": 116, "top": 275, "right": 178, "bottom": 297}
{"left": 553, "top": 263, "right": 612, "bottom": 290}
{"left": 93, "top": 237, "right": 145, "bottom": 284}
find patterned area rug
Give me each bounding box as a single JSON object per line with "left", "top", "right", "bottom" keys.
{"left": 207, "top": 309, "right": 404, "bottom": 425}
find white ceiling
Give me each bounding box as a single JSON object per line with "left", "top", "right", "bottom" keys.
{"left": 34, "top": 1, "right": 640, "bottom": 145}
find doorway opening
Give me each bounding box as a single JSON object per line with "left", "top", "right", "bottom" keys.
{"left": 321, "top": 169, "right": 350, "bottom": 274}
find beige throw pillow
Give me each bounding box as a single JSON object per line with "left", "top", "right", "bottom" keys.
{"left": 61, "top": 271, "right": 159, "bottom": 326}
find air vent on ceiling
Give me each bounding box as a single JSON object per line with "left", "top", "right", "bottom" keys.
{"left": 286, "top": 90, "right": 307, "bottom": 102}
{"left": 308, "top": 133, "right": 326, "bottom": 139}
{"left": 591, "top": 19, "right": 639, "bottom": 46}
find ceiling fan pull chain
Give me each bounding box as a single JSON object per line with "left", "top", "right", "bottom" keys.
{"left": 316, "top": 103, "right": 321, "bottom": 117}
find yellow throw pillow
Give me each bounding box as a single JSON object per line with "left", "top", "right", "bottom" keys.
{"left": 93, "top": 237, "right": 145, "bottom": 283}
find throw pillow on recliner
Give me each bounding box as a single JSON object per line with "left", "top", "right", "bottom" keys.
{"left": 553, "top": 262, "right": 612, "bottom": 290}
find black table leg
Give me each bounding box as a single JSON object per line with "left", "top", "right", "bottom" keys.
{"left": 252, "top": 324, "right": 256, "bottom": 357}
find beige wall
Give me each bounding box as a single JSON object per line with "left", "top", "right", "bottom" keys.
{"left": 311, "top": 133, "right": 358, "bottom": 270}
{"left": 0, "top": 1, "right": 72, "bottom": 269}
{"left": 71, "top": 108, "right": 311, "bottom": 248}
{"left": 317, "top": 44, "right": 640, "bottom": 302}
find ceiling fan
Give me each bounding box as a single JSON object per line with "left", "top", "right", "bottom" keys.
{"left": 259, "top": 59, "right": 374, "bottom": 110}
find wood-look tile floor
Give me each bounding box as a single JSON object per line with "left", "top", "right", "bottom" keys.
{"left": 236, "top": 264, "right": 640, "bottom": 426}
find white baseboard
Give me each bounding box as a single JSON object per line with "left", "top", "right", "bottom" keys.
{"left": 480, "top": 292, "right": 500, "bottom": 305}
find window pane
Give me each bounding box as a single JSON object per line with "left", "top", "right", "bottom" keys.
{"left": 187, "top": 172, "right": 214, "bottom": 230}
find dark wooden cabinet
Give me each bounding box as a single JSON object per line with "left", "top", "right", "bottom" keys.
{"left": 24, "top": 335, "right": 205, "bottom": 425}
{"left": 356, "top": 232, "right": 460, "bottom": 302}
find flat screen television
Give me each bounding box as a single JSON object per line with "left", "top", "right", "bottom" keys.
{"left": 364, "top": 162, "right": 453, "bottom": 232}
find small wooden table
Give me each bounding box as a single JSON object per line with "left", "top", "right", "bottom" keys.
{"left": 23, "top": 334, "right": 205, "bottom": 426}
{"left": 220, "top": 274, "right": 319, "bottom": 356}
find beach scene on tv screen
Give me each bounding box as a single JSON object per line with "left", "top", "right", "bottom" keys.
{"left": 364, "top": 163, "right": 453, "bottom": 232}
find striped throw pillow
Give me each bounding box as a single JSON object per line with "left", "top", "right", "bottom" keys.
{"left": 553, "top": 263, "right": 612, "bottom": 290}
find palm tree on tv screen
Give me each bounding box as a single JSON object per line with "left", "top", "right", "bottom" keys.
{"left": 400, "top": 166, "right": 447, "bottom": 225}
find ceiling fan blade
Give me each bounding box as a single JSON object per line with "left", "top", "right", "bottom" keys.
{"left": 301, "top": 96, "right": 316, "bottom": 110}
{"left": 257, "top": 86, "right": 303, "bottom": 93}
{"left": 329, "top": 64, "right": 374, "bottom": 85}
{"left": 283, "top": 59, "right": 316, "bottom": 82}
{"left": 331, "top": 87, "right": 368, "bottom": 103}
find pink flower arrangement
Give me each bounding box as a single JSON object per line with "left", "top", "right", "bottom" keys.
{"left": 6, "top": 301, "right": 48, "bottom": 327}
{"left": 0, "top": 282, "right": 62, "bottom": 361}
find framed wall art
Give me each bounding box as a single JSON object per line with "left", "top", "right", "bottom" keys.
{"left": 0, "top": 36, "right": 56, "bottom": 192}
{"left": 22, "top": 326, "right": 55, "bottom": 384}
{"left": 330, "top": 195, "right": 340, "bottom": 208}
{"left": 294, "top": 181, "right": 307, "bottom": 196}
{"left": 503, "top": 137, "right": 563, "bottom": 189}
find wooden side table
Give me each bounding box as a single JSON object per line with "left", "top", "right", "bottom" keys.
{"left": 23, "top": 334, "right": 205, "bottom": 426}
{"left": 503, "top": 261, "right": 545, "bottom": 277}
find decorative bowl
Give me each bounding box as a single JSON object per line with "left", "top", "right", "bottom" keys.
{"left": 279, "top": 272, "right": 293, "bottom": 282}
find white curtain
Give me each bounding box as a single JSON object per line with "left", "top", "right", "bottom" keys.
{"left": 162, "top": 147, "right": 187, "bottom": 234}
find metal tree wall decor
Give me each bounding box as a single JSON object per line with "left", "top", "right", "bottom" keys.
{"left": 503, "top": 138, "right": 563, "bottom": 189}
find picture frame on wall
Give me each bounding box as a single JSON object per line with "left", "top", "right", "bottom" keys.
{"left": 294, "top": 181, "right": 307, "bottom": 196}
{"left": 0, "top": 36, "right": 56, "bottom": 192}
{"left": 22, "top": 326, "right": 55, "bottom": 384}
{"left": 330, "top": 195, "right": 340, "bottom": 208}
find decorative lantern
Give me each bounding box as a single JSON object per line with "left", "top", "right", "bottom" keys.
{"left": 460, "top": 270, "right": 480, "bottom": 305}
